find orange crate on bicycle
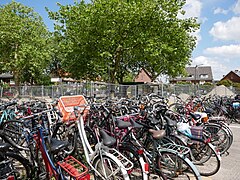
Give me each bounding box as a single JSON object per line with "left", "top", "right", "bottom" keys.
{"left": 57, "top": 95, "right": 89, "bottom": 122}
{"left": 58, "top": 156, "right": 90, "bottom": 180}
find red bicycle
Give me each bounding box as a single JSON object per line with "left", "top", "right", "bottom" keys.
{"left": 2, "top": 110, "right": 90, "bottom": 180}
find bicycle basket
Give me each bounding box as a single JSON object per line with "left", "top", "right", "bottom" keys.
{"left": 57, "top": 95, "right": 89, "bottom": 122}
{"left": 190, "top": 126, "right": 203, "bottom": 139}
{"left": 57, "top": 156, "right": 90, "bottom": 179}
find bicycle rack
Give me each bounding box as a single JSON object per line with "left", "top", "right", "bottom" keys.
{"left": 160, "top": 143, "right": 190, "bottom": 156}
{"left": 57, "top": 156, "right": 90, "bottom": 179}
{"left": 109, "top": 148, "right": 134, "bottom": 171}
{"left": 46, "top": 103, "right": 57, "bottom": 123}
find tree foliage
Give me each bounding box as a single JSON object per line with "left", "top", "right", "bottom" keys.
{"left": 217, "top": 80, "right": 233, "bottom": 87}
{"left": 0, "top": 1, "right": 51, "bottom": 85}
{"left": 49, "top": 0, "right": 199, "bottom": 83}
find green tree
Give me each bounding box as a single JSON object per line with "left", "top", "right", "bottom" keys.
{"left": 0, "top": 1, "right": 51, "bottom": 85}
{"left": 49, "top": 0, "right": 199, "bottom": 83}
{"left": 217, "top": 80, "right": 233, "bottom": 87}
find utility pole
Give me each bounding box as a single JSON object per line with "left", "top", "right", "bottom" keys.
{"left": 194, "top": 64, "right": 203, "bottom": 96}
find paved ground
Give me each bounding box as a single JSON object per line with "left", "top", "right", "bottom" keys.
{"left": 208, "top": 123, "right": 240, "bottom": 180}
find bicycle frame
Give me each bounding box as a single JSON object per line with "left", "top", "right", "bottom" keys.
{"left": 113, "top": 117, "right": 150, "bottom": 179}
{"left": 35, "top": 125, "right": 60, "bottom": 179}
{"left": 0, "top": 108, "right": 16, "bottom": 125}
{"left": 23, "top": 112, "right": 89, "bottom": 180}
{"left": 75, "top": 107, "right": 132, "bottom": 180}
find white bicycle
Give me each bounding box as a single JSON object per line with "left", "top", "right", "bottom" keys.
{"left": 74, "top": 105, "right": 133, "bottom": 180}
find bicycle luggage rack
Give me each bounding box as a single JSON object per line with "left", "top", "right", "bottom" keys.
{"left": 57, "top": 156, "right": 90, "bottom": 179}
{"left": 160, "top": 143, "right": 190, "bottom": 156}
{"left": 110, "top": 148, "right": 134, "bottom": 171}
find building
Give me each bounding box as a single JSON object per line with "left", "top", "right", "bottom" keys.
{"left": 134, "top": 68, "right": 152, "bottom": 83}
{"left": 220, "top": 70, "right": 240, "bottom": 83}
{"left": 0, "top": 72, "right": 14, "bottom": 84}
{"left": 169, "top": 66, "right": 213, "bottom": 84}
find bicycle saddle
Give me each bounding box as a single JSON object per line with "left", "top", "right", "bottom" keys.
{"left": 149, "top": 129, "right": 166, "bottom": 139}
{"left": 189, "top": 112, "right": 201, "bottom": 120}
{"left": 50, "top": 138, "right": 69, "bottom": 154}
{"left": 165, "top": 116, "right": 177, "bottom": 127}
{"left": 130, "top": 119, "right": 143, "bottom": 128}
{"left": 99, "top": 130, "right": 116, "bottom": 147}
{"left": 115, "top": 119, "right": 131, "bottom": 129}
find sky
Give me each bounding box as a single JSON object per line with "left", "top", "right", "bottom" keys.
{"left": 1, "top": 0, "right": 240, "bottom": 81}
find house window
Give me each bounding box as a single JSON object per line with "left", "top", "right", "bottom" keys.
{"left": 200, "top": 74, "right": 208, "bottom": 78}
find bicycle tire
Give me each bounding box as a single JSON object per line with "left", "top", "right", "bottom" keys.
{"left": 52, "top": 122, "right": 77, "bottom": 155}
{"left": 168, "top": 103, "right": 186, "bottom": 114}
{"left": 189, "top": 141, "right": 221, "bottom": 176}
{"left": 92, "top": 154, "right": 130, "bottom": 180}
{"left": 203, "top": 123, "right": 231, "bottom": 155}
{"left": 4, "top": 151, "right": 31, "bottom": 179}
{"left": 157, "top": 150, "right": 201, "bottom": 180}
{"left": 119, "top": 144, "right": 148, "bottom": 180}
{"left": 168, "top": 132, "right": 221, "bottom": 176}
{"left": 1, "top": 120, "right": 29, "bottom": 151}
{"left": 144, "top": 136, "right": 200, "bottom": 179}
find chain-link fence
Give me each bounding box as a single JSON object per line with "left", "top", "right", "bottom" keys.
{"left": 0, "top": 82, "right": 238, "bottom": 99}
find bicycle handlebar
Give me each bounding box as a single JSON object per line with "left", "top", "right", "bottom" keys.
{"left": 19, "top": 109, "right": 52, "bottom": 120}
{"left": 0, "top": 101, "right": 18, "bottom": 110}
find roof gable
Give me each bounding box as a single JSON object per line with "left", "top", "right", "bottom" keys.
{"left": 221, "top": 70, "right": 240, "bottom": 83}
{"left": 134, "top": 68, "right": 152, "bottom": 83}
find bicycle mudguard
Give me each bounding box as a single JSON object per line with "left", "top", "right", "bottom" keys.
{"left": 98, "top": 151, "right": 131, "bottom": 180}
{"left": 208, "top": 142, "right": 222, "bottom": 161}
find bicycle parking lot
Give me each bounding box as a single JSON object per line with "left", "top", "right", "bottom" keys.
{"left": 0, "top": 93, "right": 238, "bottom": 179}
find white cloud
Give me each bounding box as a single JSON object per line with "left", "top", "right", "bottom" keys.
{"left": 191, "top": 56, "right": 231, "bottom": 80}
{"left": 180, "top": 0, "right": 202, "bottom": 18}
{"left": 192, "top": 29, "right": 201, "bottom": 46}
{"left": 204, "top": 44, "right": 240, "bottom": 58}
{"left": 178, "top": 0, "right": 202, "bottom": 46}
{"left": 233, "top": 0, "right": 240, "bottom": 14}
{"left": 209, "top": 17, "right": 240, "bottom": 41}
{"left": 214, "top": 7, "right": 228, "bottom": 15}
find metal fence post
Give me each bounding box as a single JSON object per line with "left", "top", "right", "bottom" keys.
{"left": 161, "top": 83, "right": 163, "bottom": 96}
{"left": 51, "top": 85, "right": 53, "bottom": 98}
{"left": 90, "top": 81, "right": 93, "bottom": 97}
{"left": 0, "top": 87, "right": 2, "bottom": 97}
{"left": 41, "top": 85, "right": 44, "bottom": 97}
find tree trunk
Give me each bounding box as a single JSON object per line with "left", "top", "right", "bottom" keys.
{"left": 110, "top": 45, "right": 122, "bottom": 83}
{"left": 13, "top": 44, "right": 20, "bottom": 97}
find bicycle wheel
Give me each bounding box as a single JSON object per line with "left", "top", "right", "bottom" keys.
{"left": 3, "top": 151, "right": 31, "bottom": 179}
{"left": 52, "top": 122, "right": 77, "bottom": 155}
{"left": 168, "top": 103, "right": 186, "bottom": 114}
{"left": 92, "top": 155, "right": 130, "bottom": 180}
{"left": 119, "top": 144, "right": 147, "bottom": 180}
{"left": 157, "top": 150, "right": 201, "bottom": 180}
{"left": 189, "top": 141, "right": 221, "bottom": 176}
{"left": 1, "top": 120, "right": 29, "bottom": 151}
{"left": 203, "top": 123, "right": 231, "bottom": 155}
{"left": 144, "top": 137, "right": 200, "bottom": 179}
